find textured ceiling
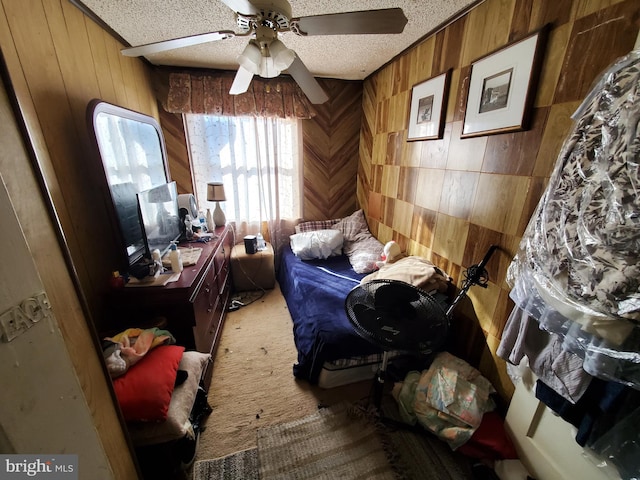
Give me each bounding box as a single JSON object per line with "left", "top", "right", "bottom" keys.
{"left": 77, "top": 0, "right": 481, "bottom": 80}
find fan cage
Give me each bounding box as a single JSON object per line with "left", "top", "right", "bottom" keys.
{"left": 345, "top": 279, "right": 449, "bottom": 354}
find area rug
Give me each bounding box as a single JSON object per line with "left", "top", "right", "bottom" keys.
{"left": 374, "top": 397, "right": 474, "bottom": 480}
{"left": 194, "top": 400, "right": 473, "bottom": 480}
{"left": 192, "top": 447, "right": 259, "bottom": 480}
{"left": 257, "top": 403, "right": 397, "bottom": 480}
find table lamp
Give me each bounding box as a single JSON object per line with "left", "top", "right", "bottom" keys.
{"left": 207, "top": 182, "right": 227, "bottom": 227}
{"left": 147, "top": 183, "right": 172, "bottom": 234}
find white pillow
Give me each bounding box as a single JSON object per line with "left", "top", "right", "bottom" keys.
{"left": 332, "top": 210, "right": 384, "bottom": 273}
{"left": 290, "top": 229, "right": 344, "bottom": 260}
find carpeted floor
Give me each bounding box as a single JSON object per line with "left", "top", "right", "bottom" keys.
{"left": 192, "top": 283, "right": 474, "bottom": 479}
{"left": 195, "top": 284, "right": 372, "bottom": 460}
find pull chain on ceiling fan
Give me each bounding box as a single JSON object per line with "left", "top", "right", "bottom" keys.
{"left": 121, "top": 0, "right": 408, "bottom": 104}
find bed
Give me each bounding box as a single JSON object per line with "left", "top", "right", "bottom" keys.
{"left": 279, "top": 243, "right": 386, "bottom": 385}
{"left": 277, "top": 209, "right": 451, "bottom": 388}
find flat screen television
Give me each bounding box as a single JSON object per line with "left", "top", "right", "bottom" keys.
{"left": 137, "top": 181, "right": 182, "bottom": 259}
{"left": 111, "top": 182, "right": 146, "bottom": 263}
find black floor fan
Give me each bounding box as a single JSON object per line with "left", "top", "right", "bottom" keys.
{"left": 344, "top": 245, "right": 498, "bottom": 410}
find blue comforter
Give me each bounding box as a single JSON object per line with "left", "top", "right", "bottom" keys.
{"left": 278, "top": 245, "right": 384, "bottom": 383}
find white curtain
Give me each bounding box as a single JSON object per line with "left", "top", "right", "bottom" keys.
{"left": 185, "top": 114, "right": 301, "bottom": 256}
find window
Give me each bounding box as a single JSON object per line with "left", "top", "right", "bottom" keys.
{"left": 185, "top": 115, "right": 301, "bottom": 226}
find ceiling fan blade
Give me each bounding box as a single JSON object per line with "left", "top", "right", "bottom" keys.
{"left": 121, "top": 30, "right": 235, "bottom": 57}
{"left": 293, "top": 8, "right": 408, "bottom": 36}
{"left": 229, "top": 66, "right": 254, "bottom": 95}
{"left": 286, "top": 55, "right": 328, "bottom": 104}
{"left": 219, "top": 0, "right": 260, "bottom": 15}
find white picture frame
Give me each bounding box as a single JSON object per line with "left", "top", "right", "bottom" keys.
{"left": 462, "top": 28, "right": 547, "bottom": 138}
{"left": 407, "top": 70, "right": 451, "bottom": 141}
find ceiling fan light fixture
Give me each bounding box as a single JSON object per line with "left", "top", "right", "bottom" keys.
{"left": 119, "top": 2, "right": 410, "bottom": 107}
{"left": 259, "top": 56, "right": 281, "bottom": 78}
{"left": 269, "top": 39, "right": 295, "bottom": 70}
{"left": 237, "top": 42, "right": 262, "bottom": 75}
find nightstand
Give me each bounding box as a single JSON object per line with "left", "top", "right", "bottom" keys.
{"left": 230, "top": 242, "right": 275, "bottom": 291}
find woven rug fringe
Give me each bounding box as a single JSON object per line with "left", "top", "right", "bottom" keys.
{"left": 195, "top": 399, "right": 472, "bottom": 480}
{"left": 346, "top": 401, "right": 415, "bottom": 480}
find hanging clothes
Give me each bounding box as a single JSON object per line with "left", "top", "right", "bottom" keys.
{"left": 497, "top": 306, "right": 592, "bottom": 403}
{"left": 504, "top": 50, "right": 640, "bottom": 389}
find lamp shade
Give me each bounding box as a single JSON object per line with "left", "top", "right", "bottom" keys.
{"left": 207, "top": 182, "right": 226, "bottom": 202}
{"left": 237, "top": 42, "right": 262, "bottom": 75}
{"left": 269, "top": 39, "right": 295, "bottom": 71}
{"left": 260, "top": 56, "right": 281, "bottom": 79}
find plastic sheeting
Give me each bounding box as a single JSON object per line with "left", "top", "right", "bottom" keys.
{"left": 507, "top": 51, "right": 640, "bottom": 388}
{"left": 392, "top": 352, "right": 496, "bottom": 450}
{"left": 587, "top": 404, "right": 640, "bottom": 480}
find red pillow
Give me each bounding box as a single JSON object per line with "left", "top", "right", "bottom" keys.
{"left": 113, "top": 345, "right": 185, "bottom": 422}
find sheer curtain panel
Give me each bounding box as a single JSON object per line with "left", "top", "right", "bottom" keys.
{"left": 185, "top": 115, "right": 301, "bottom": 257}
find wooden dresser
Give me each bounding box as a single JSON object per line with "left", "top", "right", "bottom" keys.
{"left": 107, "top": 225, "right": 233, "bottom": 388}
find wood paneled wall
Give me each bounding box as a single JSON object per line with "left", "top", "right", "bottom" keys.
{"left": 158, "top": 105, "right": 193, "bottom": 195}
{"left": 0, "top": 0, "right": 159, "bottom": 476}
{"left": 359, "top": 0, "right": 639, "bottom": 402}
{"left": 301, "top": 79, "right": 363, "bottom": 220}
{"left": 1, "top": 0, "right": 161, "bottom": 331}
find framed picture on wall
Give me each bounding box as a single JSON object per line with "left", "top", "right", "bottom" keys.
{"left": 407, "top": 69, "right": 451, "bottom": 141}
{"left": 461, "top": 27, "right": 547, "bottom": 138}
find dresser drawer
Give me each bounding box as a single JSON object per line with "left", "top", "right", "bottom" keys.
{"left": 192, "top": 261, "right": 219, "bottom": 353}
{"left": 213, "top": 243, "right": 228, "bottom": 289}
{"left": 194, "top": 294, "right": 222, "bottom": 354}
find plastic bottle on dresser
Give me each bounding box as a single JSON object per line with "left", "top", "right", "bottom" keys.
{"left": 206, "top": 208, "right": 214, "bottom": 232}
{"left": 151, "top": 248, "right": 164, "bottom": 275}
{"left": 110, "top": 271, "right": 125, "bottom": 288}
{"left": 256, "top": 232, "right": 266, "bottom": 251}
{"left": 198, "top": 211, "right": 208, "bottom": 232}
{"left": 169, "top": 243, "right": 183, "bottom": 272}
{"left": 184, "top": 215, "right": 194, "bottom": 240}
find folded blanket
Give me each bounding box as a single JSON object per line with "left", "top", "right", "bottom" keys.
{"left": 104, "top": 327, "right": 176, "bottom": 378}
{"left": 361, "top": 256, "right": 451, "bottom": 293}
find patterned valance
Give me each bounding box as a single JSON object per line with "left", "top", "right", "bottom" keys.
{"left": 157, "top": 69, "right": 316, "bottom": 119}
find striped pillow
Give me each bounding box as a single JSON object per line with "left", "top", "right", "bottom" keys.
{"left": 295, "top": 218, "right": 342, "bottom": 234}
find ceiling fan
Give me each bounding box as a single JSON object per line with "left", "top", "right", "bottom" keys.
{"left": 121, "top": 0, "right": 408, "bottom": 104}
